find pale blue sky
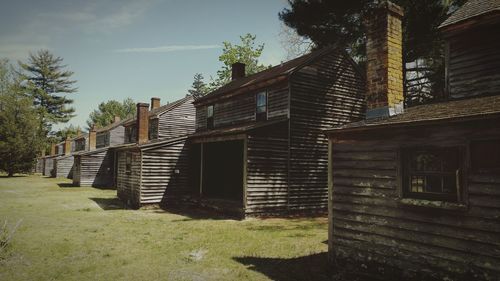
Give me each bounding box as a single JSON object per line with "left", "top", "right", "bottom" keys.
{"left": 0, "top": 0, "right": 290, "bottom": 130}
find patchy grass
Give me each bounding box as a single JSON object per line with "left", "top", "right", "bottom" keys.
{"left": 0, "top": 175, "right": 330, "bottom": 281}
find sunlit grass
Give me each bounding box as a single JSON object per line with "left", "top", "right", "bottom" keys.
{"left": 0, "top": 175, "right": 329, "bottom": 281}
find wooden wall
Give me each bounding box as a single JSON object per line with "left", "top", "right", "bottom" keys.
{"left": 158, "top": 98, "right": 195, "bottom": 139}
{"left": 447, "top": 24, "right": 500, "bottom": 99}
{"left": 96, "top": 132, "right": 109, "bottom": 149}
{"left": 43, "top": 157, "right": 55, "bottom": 176}
{"left": 194, "top": 81, "right": 289, "bottom": 132}
{"left": 329, "top": 119, "right": 500, "bottom": 280}
{"left": 72, "top": 149, "right": 114, "bottom": 187}
{"left": 110, "top": 126, "right": 125, "bottom": 146}
{"left": 116, "top": 149, "right": 142, "bottom": 207}
{"left": 35, "top": 158, "right": 44, "bottom": 173}
{"left": 246, "top": 123, "right": 289, "bottom": 216}
{"left": 54, "top": 155, "right": 74, "bottom": 179}
{"left": 289, "top": 50, "right": 365, "bottom": 212}
{"left": 116, "top": 138, "right": 190, "bottom": 207}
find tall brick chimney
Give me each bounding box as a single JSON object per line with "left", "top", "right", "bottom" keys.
{"left": 114, "top": 116, "right": 121, "bottom": 123}
{"left": 231, "top": 62, "right": 245, "bottom": 80}
{"left": 76, "top": 128, "right": 81, "bottom": 136}
{"left": 50, "top": 143, "right": 56, "bottom": 156}
{"left": 365, "top": 1, "right": 404, "bottom": 118}
{"left": 151, "top": 97, "right": 161, "bottom": 110}
{"left": 89, "top": 125, "right": 97, "bottom": 151}
{"left": 136, "top": 103, "right": 149, "bottom": 144}
{"left": 64, "top": 137, "right": 71, "bottom": 156}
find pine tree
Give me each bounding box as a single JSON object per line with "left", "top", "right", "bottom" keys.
{"left": 18, "top": 49, "right": 77, "bottom": 134}
{"left": 188, "top": 73, "right": 208, "bottom": 98}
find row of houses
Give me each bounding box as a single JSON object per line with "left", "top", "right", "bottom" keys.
{"left": 35, "top": 0, "right": 499, "bottom": 279}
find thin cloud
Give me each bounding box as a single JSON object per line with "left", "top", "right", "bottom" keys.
{"left": 114, "top": 45, "right": 220, "bottom": 53}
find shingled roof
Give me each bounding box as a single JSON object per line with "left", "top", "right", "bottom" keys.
{"left": 325, "top": 95, "right": 500, "bottom": 133}
{"left": 439, "top": 0, "right": 500, "bottom": 29}
{"left": 193, "top": 46, "right": 338, "bottom": 104}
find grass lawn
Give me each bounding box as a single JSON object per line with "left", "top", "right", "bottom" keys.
{"left": 0, "top": 175, "right": 332, "bottom": 281}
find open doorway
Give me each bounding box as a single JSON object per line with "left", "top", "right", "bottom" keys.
{"left": 202, "top": 140, "right": 244, "bottom": 204}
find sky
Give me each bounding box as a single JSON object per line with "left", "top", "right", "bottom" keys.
{"left": 0, "top": 0, "right": 291, "bottom": 130}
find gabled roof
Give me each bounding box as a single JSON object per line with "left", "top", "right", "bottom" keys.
{"left": 96, "top": 119, "right": 128, "bottom": 133}
{"left": 123, "top": 95, "right": 193, "bottom": 126}
{"left": 325, "top": 95, "right": 500, "bottom": 133}
{"left": 193, "top": 46, "right": 340, "bottom": 104}
{"left": 439, "top": 0, "right": 500, "bottom": 29}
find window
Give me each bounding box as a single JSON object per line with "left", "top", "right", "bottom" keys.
{"left": 402, "top": 147, "right": 463, "bottom": 202}
{"left": 207, "top": 105, "right": 214, "bottom": 129}
{"left": 256, "top": 91, "right": 267, "bottom": 121}
{"left": 149, "top": 118, "right": 159, "bottom": 140}
{"left": 75, "top": 139, "right": 85, "bottom": 151}
{"left": 471, "top": 140, "right": 500, "bottom": 173}
{"left": 125, "top": 153, "right": 132, "bottom": 174}
{"left": 125, "top": 126, "right": 137, "bottom": 143}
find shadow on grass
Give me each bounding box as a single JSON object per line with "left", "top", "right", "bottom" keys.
{"left": 58, "top": 182, "right": 78, "bottom": 188}
{"left": 0, "top": 175, "right": 28, "bottom": 178}
{"left": 234, "top": 252, "right": 332, "bottom": 281}
{"left": 161, "top": 205, "right": 239, "bottom": 221}
{"left": 246, "top": 220, "right": 327, "bottom": 232}
{"left": 89, "top": 197, "right": 128, "bottom": 210}
{"left": 91, "top": 185, "right": 116, "bottom": 190}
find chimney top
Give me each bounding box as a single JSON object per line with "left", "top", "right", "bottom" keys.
{"left": 364, "top": 1, "right": 404, "bottom": 119}
{"left": 231, "top": 62, "right": 246, "bottom": 80}
{"left": 151, "top": 97, "right": 161, "bottom": 110}
{"left": 114, "top": 116, "right": 121, "bottom": 123}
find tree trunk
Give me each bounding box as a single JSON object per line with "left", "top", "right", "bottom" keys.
{"left": 7, "top": 171, "right": 14, "bottom": 177}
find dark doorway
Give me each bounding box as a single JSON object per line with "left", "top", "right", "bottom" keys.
{"left": 202, "top": 140, "right": 244, "bottom": 203}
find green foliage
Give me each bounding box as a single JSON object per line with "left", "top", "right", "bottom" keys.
{"left": 0, "top": 60, "right": 44, "bottom": 176}
{"left": 54, "top": 124, "right": 82, "bottom": 142}
{"left": 86, "top": 98, "right": 136, "bottom": 129}
{"left": 208, "top": 34, "right": 270, "bottom": 91}
{"left": 279, "top": 0, "right": 467, "bottom": 102}
{"left": 18, "top": 49, "right": 77, "bottom": 134}
{"left": 188, "top": 73, "right": 208, "bottom": 98}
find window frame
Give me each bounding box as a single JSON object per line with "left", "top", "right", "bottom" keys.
{"left": 401, "top": 146, "right": 465, "bottom": 203}
{"left": 207, "top": 105, "right": 214, "bottom": 129}
{"left": 255, "top": 91, "right": 268, "bottom": 121}
{"left": 125, "top": 153, "right": 132, "bottom": 175}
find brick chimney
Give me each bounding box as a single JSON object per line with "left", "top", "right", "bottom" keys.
{"left": 136, "top": 103, "right": 149, "bottom": 144}
{"left": 365, "top": 1, "right": 404, "bottom": 118}
{"left": 64, "top": 137, "right": 71, "bottom": 156}
{"left": 89, "top": 125, "right": 97, "bottom": 151}
{"left": 50, "top": 143, "right": 56, "bottom": 156}
{"left": 151, "top": 97, "right": 161, "bottom": 110}
{"left": 76, "top": 128, "right": 81, "bottom": 136}
{"left": 231, "top": 62, "right": 245, "bottom": 80}
{"left": 114, "top": 116, "right": 121, "bottom": 123}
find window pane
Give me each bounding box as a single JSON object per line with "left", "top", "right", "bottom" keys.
{"left": 257, "top": 92, "right": 267, "bottom": 107}
{"left": 425, "top": 175, "right": 442, "bottom": 193}
{"left": 412, "top": 151, "right": 440, "bottom": 171}
{"left": 410, "top": 176, "right": 424, "bottom": 192}
{"left": 257, "top": 105, "right": 266, "bottom": 113}
{"left": 207, "top": 105, "right": 214, "bottom": 118}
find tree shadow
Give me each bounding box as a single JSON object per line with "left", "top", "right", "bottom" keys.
{"left": 0, "top": 175, "right": 28, "bottom": 178}
{"left": 58, "top": 182, "right": 78, "bottom": 188}
{"left": 89, "top": 197, "right": 128, "bottom": 210}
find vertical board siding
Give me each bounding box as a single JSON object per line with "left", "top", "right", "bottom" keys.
{"left": 116, "top": 150, "right": 142, "bottom": 207}
{"left": 246, "top": 123, "right": 289, "bottom": 216}
{"left": 140, "top": 139, "right": 190, "bottom": 205}
{"left": 289, "top": 51, "right": 365, "bottom": 212}
{"left": 54, "top": 156, "right": 74, "bottom": 179}
{"left": 158, "top": 99, "right": 196, "bottom": 139}
{"left": 330, "top": 122, "right": 500, "bottom": 279}
{"left": 96, "top": 132, "right": 109, "bottom": 148}
{"left": 73, "top": 149, "right": 114, "bottom": 187}
{"left": 448, "top": 25, "right": 500, "bottom": 99}
{"left": 43, "top": 157, "right": 55, "bottom": 176}
{"left": 35, "top": 158, "right": 44, "bottom": 173}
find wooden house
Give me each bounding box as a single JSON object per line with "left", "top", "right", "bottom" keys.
{"left": 325, "top": 1, "right": 500, "bottom": 280}
{"left": 40, "top": 142, "right": 64, "bottom": 176}
{"left": 115, "top": 96, "right": 195, "bottom": 208}
{"left": 72, "top": 117, "right": 125, "bottom": 187}
{"left": 189, "top": 44, "right": 365, "bottom": 217}
{"left": 53, "top": 133, "right": 88, "bottom": 178}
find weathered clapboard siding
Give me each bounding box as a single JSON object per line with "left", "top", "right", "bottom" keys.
{"left": 97, "top": 126, "right": 125, "bottom": 148}
{"left": 35, "top": 158, "right": 44, "bottom": 173}
{"left": 329, "top": 119, "right": 500, "bottom": 279}
{"left": 195, "top": 82, "right": 289, "bottom": 132}
{"left": 54, "top": 155, "right": 74, "bottom": 179}
{"left": 447, "top": 24, "right": 500, "bottom": 99}
{"left": 73, "top": 149, "right": 114, "bottom": 187}
{"left": 246, "top": 123, "right": 289, "bottom": 215}
{"left": 157, "top": 98, "right": 195, "bottom": 139}
{"left": 43, "top": 156, "right": 55, "bottom": 176}
{"left": 140, "top": 138, "right": 190, "bottom": 204}
{"left": 116, "top": 149, "right": 141, "bottom": 207}
{"left": 289, "top": 50, "right": 365, "bottom": 211}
